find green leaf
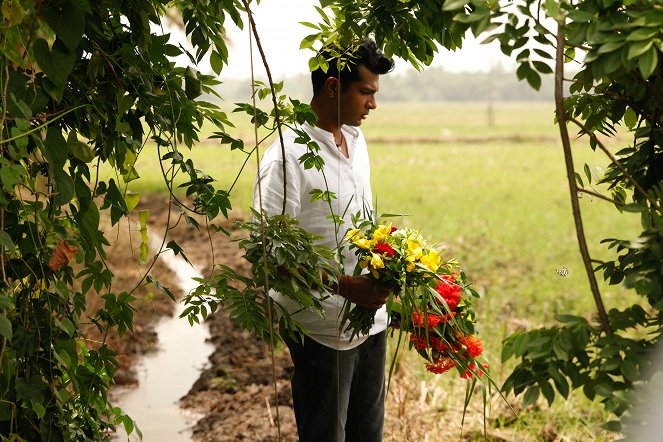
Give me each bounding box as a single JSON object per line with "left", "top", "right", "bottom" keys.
{"left": 625, "top": 27, "right": 659, "bottom": 41}
{"left": 597, "top": 40, "right": 624, "bottom": 54}
{"left": 525, "top": 67, "right": 542, "bottom": 90}
{"left": 75, "top": 195, "right": 100, "bottom": 246}
{"left": 53, "top": 347, "right": 72, "bottom": 368}
{"left": 620, "top": 359, "right": 639, "bottom": 382}
{"left": 67, "top": 131, "right": 95, "bottom": 162}
{"left": 522, "top": 385, "right": 540, "bottom": 407}
{"left": 139, "top": 209, "right": 150, "bottom": 264}
{"left": 32, "top": 38, "right": 76, "bottom": 88}
{"left": 540, "top": 380, "right": 555, "bottom": 406}
{"left": 185, "top": 67, "right": 202, "bottom": 99}
{"left": 1, "top": 0, "right": 26, "bottom": 26}
{"left": 16, "top": 376, "right": 46, "bottom": 403}
{"left": 124, "top": 191, "right": 140, "bottom": 211}
{"left": 210, "top": 50, "right": 224, "bottom": 75}
{"left": 442, "top": 0, "right": 467, "bottom": 11}
{"left": 567, "top": 9, "right": 596, "bottom": 22}
{"left": 564, "top": 47, "right": 576, "bottom": 63}
{"left": 627, "top": 40, "right": 653, "bottom": 59}
{"left": 555, "top": 314, "right": 587, "bottom": 325}
{"left": 123, "top": 415, "right": 135, "bottom": 435}
{"left": 623, "top": 107, "right": 638, "bottom": 129}
{"left": 308, "top": 56, "right": 320, "bottom": 72}
{"left": 454, "top": 10, "right": 488, "bottom": 24}
{"left": 532, "top": 60, "right": 553, "bottom": 74}
{"left": 55, "top": 317, "right": 75, "bottom": 337}
{"left": 544, "top": 0, "right": 560, "bottom": 19}
{"left": 300, "top": 33, "right": 318, "bottom": 50}
{"left": 501, "top": 339, "right": 514, "bottom": 362}
{"left": 31, "top": 402, "right": 46, "bottom": 420}
{"left": 43, "top": 127, "right": 74, "bottom": 206}
{"left": 549, "top": 366, "right": 570, "bottom": 398}
{"left": 166, "top": 240, "right": 192, "bottom": 266}
{"left": 574, "top": 172, "right": 584, "bottom": 188}
{"left": 0, "top": 161, "right": 25, "bottom": 192}
{"left": 43, "top": 0, "right": 86, "bottom": 51}
{"left": 622, "top": 203, "right": 646, "bottom": 213}
{"left": 584, "top": 163, "right": 592, "bottom": 184}
{"left": 0, "top": 314, "right": 12, "bottom": 340}
{"left": 8, "top": 94, "right": 31, "bottom": 120}
{"left": 638, "top": 46, "right": 658, "bottom": 79}
{"left": 0, "top": 296, "right": 12, "bottom": 312}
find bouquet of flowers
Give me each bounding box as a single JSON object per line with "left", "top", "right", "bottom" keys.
{"left": 343, "top": 215, "right": 486, "bottom": 377}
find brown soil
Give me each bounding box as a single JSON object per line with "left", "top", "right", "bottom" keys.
{"left": 99, "top": 193, "right": 297, "bottom": 440}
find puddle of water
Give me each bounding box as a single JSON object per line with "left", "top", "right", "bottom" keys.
{"left": 113, "top": 244, "right": 214, "bottom": 441}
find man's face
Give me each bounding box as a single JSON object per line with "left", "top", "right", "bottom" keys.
{"left": 339, "top": 65, "right": 379, "bottom": 127}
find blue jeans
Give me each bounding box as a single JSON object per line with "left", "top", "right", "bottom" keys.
{"left": 284, "top": 331, "right": 386, "bottom": 442}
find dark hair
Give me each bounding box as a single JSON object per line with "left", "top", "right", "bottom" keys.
{"left": 311, "top": 38, "right": 395, "bottom": 95}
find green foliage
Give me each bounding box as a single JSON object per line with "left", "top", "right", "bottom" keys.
{"left": 0, "top": 0, "right": 246, "bottom": 439}
{"left": 302, "top": 0, "right": 494, "bottom": 70}
{"left": 453, "top": 0, "right": 663, "bottom": 431}
{"left": 181, "top": 210, "right": 338, "bottom": 342}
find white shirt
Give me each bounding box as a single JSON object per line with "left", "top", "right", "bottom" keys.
{"left": 253, "top": 123, "right": 388, "bottom": 350}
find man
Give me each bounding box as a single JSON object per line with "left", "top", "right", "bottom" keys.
{"left": 253, "top": 38, "right": 394, "bottom": 442}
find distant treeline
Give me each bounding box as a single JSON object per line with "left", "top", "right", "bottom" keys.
{"left": 213, "top": 66, "right": 555, "bottom": 103}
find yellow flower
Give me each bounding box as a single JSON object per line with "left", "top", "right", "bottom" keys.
{"left": 407, "top": 240, "right": 423, "bottom": 261}
{"left": 345, "top": 228, "right": 361, "bottom": 240}
{"left": 373, "top": 224, "right": 392, "bottom": 243}
{"left": 405, "top": 257, "right": 416, "bottom": 272}
{"left": 354, "top": 238, "right": 373, "bottom": 249}
{"left": 420, "top": 249, "right": 441, "bottom": 272}
{"left": 370, "top": 252, "right": 385, "bottom": 269}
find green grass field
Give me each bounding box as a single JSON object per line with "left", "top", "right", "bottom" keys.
{"left": 103, "top": 101, "right": 639, "bottom": 439}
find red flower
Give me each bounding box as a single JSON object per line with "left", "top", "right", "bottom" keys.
{"left": 412, "top": 310, "right": 445, "bottom": 327}
{"left": 460, "top": 335, "right": 484, "bottom": 358}
{"left": 425, "top": 357, "right": 456, "bottom": 374}
{"left": 461, "top": 363, "right": 489, "bottom": 379}
{"left": 435, "top": 274, "right": 462, "bottom": 311}
{"left": 390, "top": 226, "right": 398, "bottom": 233}
{"left": 409, "top": 334, "right": 428, "bottom": 350}
{"left": 374, "top": 242, "right": 395, "bottom": 257}
{"left": 409, "top": 333, "right": 454, "bottom": 353}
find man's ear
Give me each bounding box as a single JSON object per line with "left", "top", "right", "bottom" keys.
{"left": 324, "top": 77, "right": 339, "bottom": 98}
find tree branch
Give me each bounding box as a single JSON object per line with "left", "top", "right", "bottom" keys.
{"left": 242, "top": 0, "right": 288, "bottom": 217}
{"left": 554, "top": 22, "right": 612, "bottom": 336}
{"left": 241, "top": 3, "right": 284, "bottom": 440}
{"left": 567, "top": 116, "right": 663, "bottom": 216}
{"left": 577, "top": 188, "right": 623, "bottom": 206}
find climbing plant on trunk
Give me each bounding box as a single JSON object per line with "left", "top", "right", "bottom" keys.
{"left": 0, "top": 0, "right": 242, "bottom": 439}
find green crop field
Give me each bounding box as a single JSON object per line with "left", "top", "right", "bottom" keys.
{"left": 103, "top": 101, "right": 638, "bottom": 439}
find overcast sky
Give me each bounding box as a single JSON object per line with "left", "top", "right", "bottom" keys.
{"left": 171, "top": 0, "right": 515, "bottom": 80}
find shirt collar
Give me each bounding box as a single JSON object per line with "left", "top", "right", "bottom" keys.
{"left": 303, "top": 123, "right": 359, "bottom": 144}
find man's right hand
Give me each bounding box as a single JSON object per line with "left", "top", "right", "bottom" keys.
{"left": 337, "top": 275, "right": 390, "bottom": 310}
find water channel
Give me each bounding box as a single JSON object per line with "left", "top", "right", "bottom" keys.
{"left": 113, "top": 245, "right": 214, "bottom": 441}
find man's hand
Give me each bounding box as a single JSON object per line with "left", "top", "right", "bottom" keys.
{"left": 338, "top": 275, "right": 390, "bottom": 310}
